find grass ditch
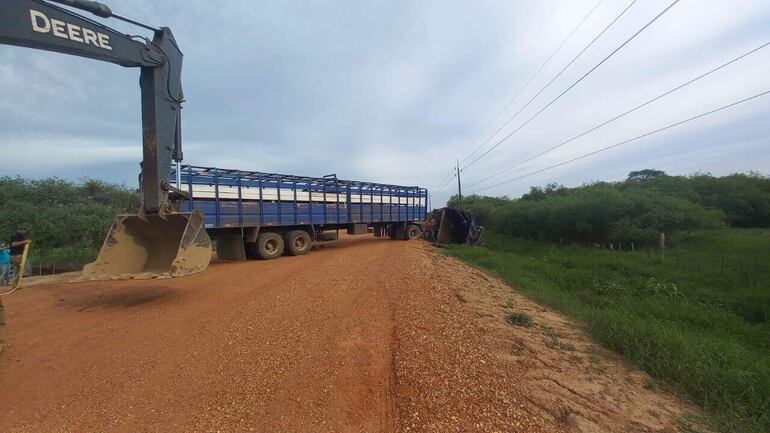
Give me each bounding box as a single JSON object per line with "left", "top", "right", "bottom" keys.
{"left": 446, "top": 228, "right": 770, "bottom": 432}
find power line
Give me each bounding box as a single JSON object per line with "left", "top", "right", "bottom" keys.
{"left": 432, "top": 171, "right": 457, "bottom": 195}
{"left": 462, "top": 0, "right": 681, "bottom": 171}
{"left": 471, "top": 88, "right": 770, "bottom": 193}
{"left": 459, "top": 0, "right": 606, "bottom": 166}
{"left": 431, "top": 169, "right": 456, "bottom": 191}
{"left": 462, "top": 0, "right": 636, "bottom": 167}
{"left": 467, "top": 40, "right": 770, "bottom": 188}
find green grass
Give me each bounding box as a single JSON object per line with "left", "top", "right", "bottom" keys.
{"left": 29, "top": 245, "right": 97, "bottom": 267}
{"left": 506, "top": 312, "right": 533, "bottom": 328}
{"left": 446, "top": 228, "right": 770, "bottom": 432}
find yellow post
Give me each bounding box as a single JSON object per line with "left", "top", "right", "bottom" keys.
{"left": 13, "top": 243, "right": 30, "bottom": 290}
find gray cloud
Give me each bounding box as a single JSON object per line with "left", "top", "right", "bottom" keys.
{"left": 1, "top": 0, "right": 769, "bottom": 206}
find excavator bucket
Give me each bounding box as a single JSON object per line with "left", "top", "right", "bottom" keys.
{"left": 80, "top": 210, "right": 212, "bottom": 280}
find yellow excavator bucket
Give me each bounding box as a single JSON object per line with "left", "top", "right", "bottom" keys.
{"left": 80, "top": 210, "right": 212, "bottom": 280}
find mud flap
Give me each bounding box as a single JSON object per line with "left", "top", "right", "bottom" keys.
{"left": 216, "top": 235, "right": 247, "bottom": 261}
{"left": 80, "top": 210, "right": 212, "bottom": 281}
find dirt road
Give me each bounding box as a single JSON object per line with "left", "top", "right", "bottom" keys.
{"left": 0, "top": 236, "right": 705, "bottom": 432}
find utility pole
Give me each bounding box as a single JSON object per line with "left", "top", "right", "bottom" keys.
{"left": 456, "top": 159, "right": 463, "bottom": 211}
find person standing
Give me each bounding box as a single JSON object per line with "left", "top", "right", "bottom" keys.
{"left": 0, "top": 241, "right": 10, "bottom": 285}
{"left": 9, "top": 225, "right": 31, "bottom": 287}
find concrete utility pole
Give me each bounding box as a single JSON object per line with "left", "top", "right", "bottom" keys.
{"left": 456, "top": 159, "right": 464, "bottom": 211}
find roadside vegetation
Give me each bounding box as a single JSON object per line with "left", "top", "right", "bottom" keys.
{"left": 446, "top": 170, "right": 770, "bottom": 432}
{"left": 0, "top": 177, "right": 139, "bottom": 267}
{"left": 452, "top": 170, "right": 769, "bottom": 245}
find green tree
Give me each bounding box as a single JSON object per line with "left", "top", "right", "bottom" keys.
{"left": 627, "top": 169, "right": 666, "bottom": 182}
{"left": 0, "top": 177, "right": 139, "bottom": 264}
{"left": 443, "top": 170, "right": 767, "bottom": 245}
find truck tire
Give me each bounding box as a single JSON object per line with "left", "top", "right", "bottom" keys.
{"left": 386, "top": 224, "right": 397, "bottom": 239}
{"left": 256, "top": 232, "right": 284, "bottom": 260}
{"left": 390, "top": 224, "right": 410, "bottom": 240}
{"left": 404, "top": 224, "right": 421, "bottom": 241}
{"left": 284, "top": 230, "right": 312, "bottom": 256}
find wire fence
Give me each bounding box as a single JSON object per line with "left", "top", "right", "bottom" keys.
{"left": 2, "top": 262, "right": 83, "bottom": 285}
{"left": 579, "top": 241, "right": 767, "bottom": 287}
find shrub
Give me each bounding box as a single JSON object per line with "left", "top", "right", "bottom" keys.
{"left": 448, "top": 171, "right": 768, "bottom": 245}
{"left": 505, "top": 312, "right": 533, "bottom": 327}
{"left": 0, "top": 177, "right": 139, "bottom": 264}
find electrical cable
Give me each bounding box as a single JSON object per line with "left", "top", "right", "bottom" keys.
{"left": 462, "top": 0, "right": 681, "bottom": 171}
{"left": 433, "top": 172, "right": 457, "bottom": 195}
{"left": 459, "top": 0, "right": 606, "bottom": 165}
{"left": 471, "top": 88, "right": 770, "bottom": 193}
{"left": 432, "top": 169, "right": 456, "bottom": 191}
{"left": 462, "top": 0, "right": 636, "bottom": 167}
{"left": 467, "top": 40, "right": 770, "bottom": 188}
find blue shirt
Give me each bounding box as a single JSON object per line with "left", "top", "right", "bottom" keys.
{"left": 0, "top": 248, "right": 9, "bottom": 265}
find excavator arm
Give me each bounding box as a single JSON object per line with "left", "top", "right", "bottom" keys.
{"left": 1, "top": 0, "right": 184, "bottom": 215}
{"left": 0, "top": 0, "right": 211, "bottom": 280}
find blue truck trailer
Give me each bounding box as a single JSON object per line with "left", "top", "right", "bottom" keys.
{"left": 171, "top": 165, "right": 430, "bottom": 260}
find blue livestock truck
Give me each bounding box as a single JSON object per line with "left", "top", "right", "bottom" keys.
{"left": 171, "top": 165, "right": 430, "bottom": 260}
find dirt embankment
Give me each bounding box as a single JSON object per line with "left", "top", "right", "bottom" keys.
{"left": 0, "top": 236, "right": 707, "bottom": 432}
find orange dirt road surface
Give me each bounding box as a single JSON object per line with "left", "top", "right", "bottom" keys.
{"left": 0, "top": 236, "right": 706, "bottom": 432}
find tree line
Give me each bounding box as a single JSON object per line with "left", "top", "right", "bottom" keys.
{"left": 448, "top": 170, "right": 770, "bottom": 244}
{"left": 0, "top": 177, "right": 139, "bottom": 263}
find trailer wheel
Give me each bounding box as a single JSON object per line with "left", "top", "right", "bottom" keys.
{"left": 386, "top": 224, "right": 397, "bottom": 239}
{"left": 256, "top": 232, "right": 284, "bottom": 260}
{"left": 284, "top": 230, "right": 312, "bottom": 256}
{"left": 404, "top": 224, "right": 421, "bottom": 240}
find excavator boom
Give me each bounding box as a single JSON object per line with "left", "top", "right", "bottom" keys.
{"left": 0, "top": 0, "right": 212, "bottom": 280}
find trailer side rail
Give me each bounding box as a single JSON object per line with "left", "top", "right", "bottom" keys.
{"left": 172, "top": 165, "right": 429, "bottom": 229}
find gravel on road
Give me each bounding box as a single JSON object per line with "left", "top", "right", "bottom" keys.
{"left": 0, "top": 235, "right": 706, "bottom": 432}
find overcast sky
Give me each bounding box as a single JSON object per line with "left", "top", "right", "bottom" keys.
{"left": 2, "top": 0, "right": 769, "bottom": 206}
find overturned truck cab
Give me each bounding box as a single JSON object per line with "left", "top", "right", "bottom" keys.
{"left": 427, "top": 207, "right": 484, "bottom": 246}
